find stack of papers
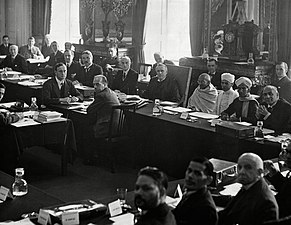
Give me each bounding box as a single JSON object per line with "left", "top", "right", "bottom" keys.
{"left": 163, "top": 106, "right": 191, "bottom": 113}
{"left": 189, "top": 112, "right": 219, "bottom": 119}
{"left": 35, "top": 111, "right": 63, "bottom": 122}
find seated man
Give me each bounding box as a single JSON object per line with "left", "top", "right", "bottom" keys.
{"left": 42, "top": 62, "right": 83, "bottom": 106}
{"left": 256, "top": 85, "right": 291, "bottom": 134}
{"left": 19, "top": 36, "right": 44, "bottom": 60}
{"left": 111, "top": 56, "right": 138, "bottom": 95}
{"left": 213, "top": 73, "right": 238, "bottom": 115}
{"left": 149, "top": 52, "right": 174, "bottom": 77}
{"left": 218, "top": 153, "right": 278, "bottom": 225}
{"left": 173, "top": 157, "right": 218, "bottom": 225}
{"left": 0, "top": 35, "right": 12, "bottom": 55}
{"left": 64, "top": 42, "right": 78, "bottom": 62}
{"left": 264, "top": 142, "right": 291, "bottom": 218}
{"left": 74, "top": 50, "right": 103, "bottom": 87}
{"left": 63, "top": 49, "right": 81, "bottom": 82}
{"left": 41, "top": 34, "right": 52, "bottom": 58}
{"left": 145, "top": 63, "right": 180, "bottom": 103}
{"left": 0, "top": 45, "right": 28, "bottom": 73}
{"left": 46, "top": 41, "right": 64, "bottom": 68}
{"left": 272, "top": 61, "right": 291, "bottom": 104}
{"left": 206, "top": 58, "right": 221, "bottom": 90}
{"left": 0, "top": 83, "right": 22, "bottom": 174}
{"left": 134, "top": 166, "right": 176, "bottom": 225}
{"left": 85, "top": 75, "right": 120, "bottom": 164}
{"left": 221, "top": 77, "right": 258, "bottom": 124}
{"left": 187, "top": 73, "right": 218, "bottom": 113}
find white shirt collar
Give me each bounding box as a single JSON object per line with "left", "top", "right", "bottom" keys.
{"left": 55, "top": 77, "right": 65, "bottom": 89}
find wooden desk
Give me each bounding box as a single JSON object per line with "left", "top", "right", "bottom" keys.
{"left": 0, "top": 170, "right": 65, "bottom": 221}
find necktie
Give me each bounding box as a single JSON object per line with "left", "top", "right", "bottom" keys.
{"left": 60, "top": 82, "right": 65, "bottom": 97}
{"left": 122, "top": 72, "right": 126, "bottom": 81}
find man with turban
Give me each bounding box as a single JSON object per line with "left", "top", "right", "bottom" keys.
{"left": 213, "top": 73, "right": 239, "bottom": 115}
{"left": 221, "top": 77, "right": 258, "bottom": 124}
{"left": 188, "top": 73, "right": 218, "bottom": 113}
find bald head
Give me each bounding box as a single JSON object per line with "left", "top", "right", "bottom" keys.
{"left": 237, "top": 153, "right": 263, "bottom": 186}
{"left": 9, "top": 45, "right": 18, "bottom": 58}
{"left": 198, "top": 73, "right": 211, "bottom": 89}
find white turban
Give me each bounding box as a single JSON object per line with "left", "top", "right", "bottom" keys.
{"left": 221, "top": 73, "right": 235, "bottom": 83}
{"left": 235, "top": 77, "right": 252, "bottom": 88}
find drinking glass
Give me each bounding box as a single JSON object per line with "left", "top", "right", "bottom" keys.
{"left": 116, "top": 188, "right": 128, "bottom": 205}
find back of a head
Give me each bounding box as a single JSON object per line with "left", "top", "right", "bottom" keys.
{"left": 138, "top": 166, "right": 168, "bottom": 195}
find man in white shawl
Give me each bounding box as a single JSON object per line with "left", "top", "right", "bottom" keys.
{"left": 213, "top": 73, "right": 239, "bottom": 115}
{"left": 188, "top": 73, "right": 218, "bottom": 113}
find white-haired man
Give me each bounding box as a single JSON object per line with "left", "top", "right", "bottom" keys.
{"left": 111, "top": 56, "right": 138, "bottom": 94}
{"left": 218, "top": 153, "right": 278, "bottom": 225}
{"left": 213, "top": 73, "right": 238, "bottom": 115}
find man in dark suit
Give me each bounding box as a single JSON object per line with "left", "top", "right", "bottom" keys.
{"left": 19, "top": 36, "right": 44, "bottom": 60}
{"left": 256, "top": 85, "right": 291, "bottom": 134}
{"left": 264, "top": 141, "right": 291, "bottom": 218}
{"left": 0, "top": 35, "right": 12, "bottom": 55}
{"left": 218, "top": 153, "right": 278, "bottom": 225}
{"left": 111, "top": 56, "right": 138, "bottom": 94}
{"left": 173, "top": 157, "right": 218, "bottom": 225}
{"left": 0, "top": 45, "right": 28, "bottom": 73}
{"left": 206, "top": 58, "right": 221, "bottom": 90}
{"left": 74, "top": 50, "right": 103, "bottom": 87}
{"left": 272, "top": 61, "right": 291, "bottom": 104}
{"left": 149, "top": 52, "right": 174, "bottom": 77}
{"left": 85, "top": 75, "right": 120, "bottom": 164}
{"left": 42, "top": 62, "right": 83, "bottom": 106}
{"left": 63, "top": 49, "right": 81, "bottom": 82}
{"left": 134, "top": 166, "right": 177, "bottom": 225}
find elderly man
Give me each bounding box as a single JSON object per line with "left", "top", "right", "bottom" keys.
{"left": 74, "top": 50, "right": 103, "bottom": 87}
{"left": 221, "top": 76, "right": 258, "bottom": 124}
{"left": 111, "top": 56, "right": 138, "bottom": 95}
{"left": 134, "top": 166, "right": 176, "bottom": 225}
{"left": 85, "top": 75, "right": 120, "bottom": 165}
{"left": 218, "top": 153, "right": 278, "bottom": 225}
{"left": 264, "top": 142, "right": 291, "bottom": 218}
{"left": 256, "top": 85, "right": 291, "bottom": 134}
{"left": 213, "top": 73, "right": 238, "bottom": 115}
{"left": 188, "top": 73, "right": 218, "bottom": 113}
{"left": 19, "top": 36, "right": 44, "bottom": 60}
{"left": 272, "top": 61, "right": 291, "bottom": 104}
{"left": 0, "top": 35, "right": 12, "bottom": 55}
{"left": 145, "top": 63, "right": 180, "bottom": 102}
{"left": 0, "top": 45, "right": 28, "bottom": 73}
{"left": 42, "top": 62, "right": 83, "bottom": 106}
{"left": 173, "top": 157, "right": 218, "bottom": 225}
{"left": 63, "top": 49, "right": 81, "bottom": 82}
{"left": 149, "top": 52, "right": 174, "bottom": 77}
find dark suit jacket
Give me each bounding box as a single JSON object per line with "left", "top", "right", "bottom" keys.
{"left": 75, "top": 63, "right": 103, "bottom": 87}
{"left": 145, "top": 76, "right": 181, "bottom": 102}
{"left": 0, "top": 54, "right": 28, "bottom": 73}
{"left": 208, "top": 71, "right": 222, "bottom": 90}
{"left": 86, "top": 87, "right": 120, "bottom": 138}
{"left": 219, "top": 178, "right": 278, "bottom": 225}
{"left": 111, "top": 68, "right": 138, "bottom": 94}
{"left": 173, "top": 187, "right": 218, "bottom": 225}
{"left": 274, "top": 76, "right": 291, "bottom": 104}
{"left": 266, "top": 172, "right": 291, "bottom": 218}
{"left": 135, "top": 203, "right": 177, "bottom": 225}
{"left": 258, "top": 98, "right": 291, "bottom": 134}
{"left": 47, "top": 51, "right": 64, "bottom": 67}
{"left": 0, "top": 44, "right": 12, "bottom": 55}
{"left": 66, "top": 61, "right": 81, "bottom": 81}
{"left": 42, "top": 77, "right": 83, "bottom": 106}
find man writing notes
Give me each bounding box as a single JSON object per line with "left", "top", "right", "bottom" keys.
{"left": 145, "top": 63, "right": 180, "bottom": 102}
{"left": 42, "top": 62, "right": 83, "bottom": 106}
{"left": 221, "top": 77, "right": 258, "bottom": 124}
{"left": 213, "top": 73, "right": 238, "bottom": 115}
{"left": 187, "top": 73, "right": 218, "bottom": 113}
{"left": 0, "top": 45, "right": 28, "bottom": 73}
{"left": 85, "top": 75, "right": 120, "bottom": 165}
{"left": 134, "top": 166, "right": 176, "bottom": 225}
{"left": 218, "top": 153, "right": 278, "bottom": 225}
{"left": 173, "top": 157, "right": 218, "bottom": 225}
{"left": 111, "top": 56, "right": 138, "bottom": 95}
{"left": 74, "top": 50, "right": 103, "bottom": 87}
{"left": 19, "top": 36, "right": 44, "bottom": 60}
{"left": 256, "top": 85, "right": 291, "bottom": 134}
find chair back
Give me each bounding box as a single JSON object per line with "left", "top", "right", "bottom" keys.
{"left": 108, "top": 103, "right": 136, "bottom": 140}
{"left": 166, "top": 64, "right": 192, "bottom": 107}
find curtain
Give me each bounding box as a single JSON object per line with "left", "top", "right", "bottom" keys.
{"left": 189, "top": 0, "right": 205, "bottom": 56}
{"left": 43, "top": 0, "right": 52, "bottom": 35}
{"left": 132, "top": 0, "right": 148, "bottom": 69}
{"left": 277, "top": 0, "right": 291, "bottom": 68}
{"left": 32, "top": 0, "right": 52, "bottom": 37}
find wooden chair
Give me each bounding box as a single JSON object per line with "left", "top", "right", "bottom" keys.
{"left": 106, "top": 102, "right": 137, "bottom": 173}
{"left": 166, "top": 64, "right": 192, "bottom": 107}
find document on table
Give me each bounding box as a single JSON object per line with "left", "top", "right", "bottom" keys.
{"left": 163, "top": 106, "right": 192, "bottom": 113}
{"left": 12, "top": 118, "right": 40, "bottom": 127}
{"left": 219, "top": 183, "right": 242, "bottom": 196}
{"left": 0, "top": 218, "right": 35, "bottom": 225}
{"left": 18, "top": 81, "right": 42, "bottom": 86}
{"left": 189, "top": 112, "right": 219, "bottom": 119}
{"left": 109, "top": 213, "right": 134, "bottom": 225}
